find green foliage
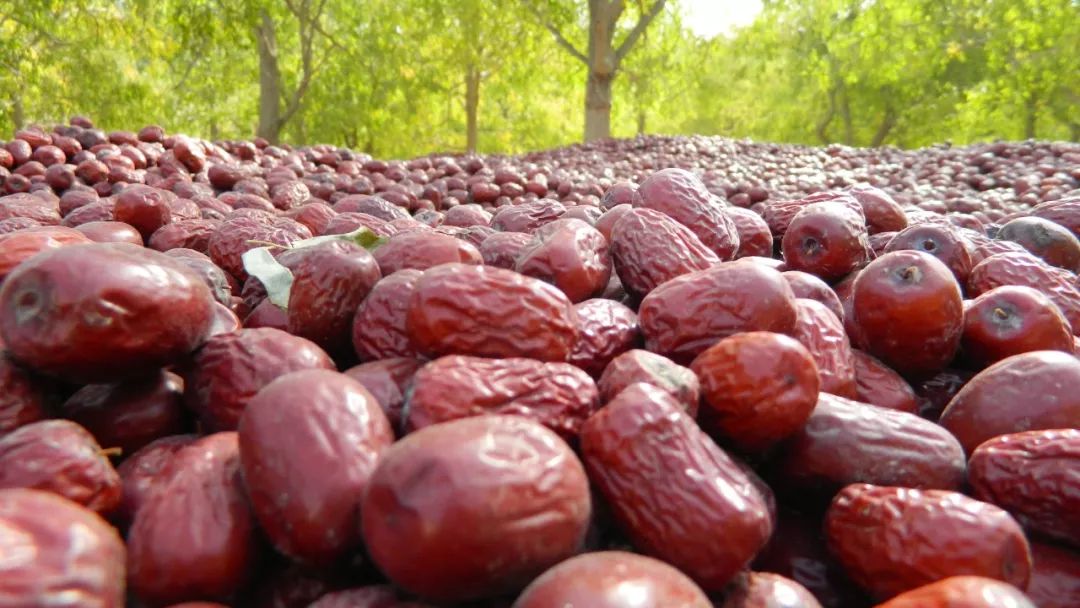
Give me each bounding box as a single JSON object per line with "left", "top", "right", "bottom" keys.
{"left": 2, "top": 0, "right": 1076, "bottom": 155}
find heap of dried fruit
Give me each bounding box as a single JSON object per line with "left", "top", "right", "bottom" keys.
{"left": 0, "top": 119, "right": 1077, "bottom": 607}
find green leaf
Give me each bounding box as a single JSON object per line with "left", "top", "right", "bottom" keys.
{"left": 241, "top": 247, "right": 293, "bottom": 310}
{"left": 289, "top": 227, "right": 388, "bottom": 252}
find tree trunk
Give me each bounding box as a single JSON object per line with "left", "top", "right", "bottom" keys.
{"left": 465, "top": 64, "right": 480, "bottom": 154}
{"left": 11, "top": 90, "right": 24, "bottom": 131}
{"left": 1071, "top": 123, "right": 1079, "bottom": 142}
{"left": 584, "top": 0, "right": 620, "bottom": 142}
{"left": 816, "top": 86, "right": 837, "bottom": 144}
{"left": 637, "top": 110, "right": 646, "bottom": 136}
{"left": 1024, "top": 95, "right": 1038, "bottom": 140}
{"left": 871, "top": 106, "right": 897, "bottom": 147}
{"left": 256, "top": 9, "right": 282, "bottom": 144}
{"left": 839, "top": 86, "right": 854, "bottom": 146}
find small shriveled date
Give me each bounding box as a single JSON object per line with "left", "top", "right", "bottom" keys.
{"left": 406, "top": 263, "right": 577, "bottom": 362}
{"left": 597, "top": 349, "right": 700, "bottom": 416}
{"left": 967, "top": 429, "right": 1080, "bottom": 548}
{"left": 581, "top": 382, "right": 773, "bottom": 591}
{"left": 404, "top": 355, "right": 599, "bottom": 441}
{"left": 825, "top": 483, "right": 1032, "bottom": 600}
{"left": 361, "top": 415, "right": 591, "bottom": 602}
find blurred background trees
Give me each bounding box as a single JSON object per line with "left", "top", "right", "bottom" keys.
{"left": 1, "top": 0, "right": 1076, "bottom": 155}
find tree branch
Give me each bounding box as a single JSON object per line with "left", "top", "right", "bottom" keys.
{"left": 615, "top": 0, "right": 666, "bottom": 64}
{"left": 520, "top": 1, "right": 588, "bottom": 64}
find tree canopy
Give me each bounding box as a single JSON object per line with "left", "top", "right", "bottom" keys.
{"left": 1, "top": 0, "right": 1076, "bottom": 156}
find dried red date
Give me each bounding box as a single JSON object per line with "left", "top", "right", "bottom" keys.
{"left": 351, "top": 269, "right": 424, "bottom": 361}
{"left": 114, "top": 184, "right": 174, "bottom": 240}
{"left": 938, "top": 350, "right": 1080, "bottom": 453}
{"left": 407, "top": 263, "right": 577, "bottom": 362}
{"left": 77, "top": 220, "right": 145, "bottom": 245}
{"left": 581, "top": 382, "right": 773, "bottom": 591}
{"left": 961, "top": 285, "right": 1075, "bottom": 367}
{"left": 515, "top": 218, "right": 611, "bottom": 302}
{"left": 0, "top": 225, "right": 91, "bottom": 281}
{"left": 639, "top": 260, "right": 798, "bottom": 364}
{"left": 597, "top": 349, "right": 699, "bottom": 415}
{"left": 853, "top": 250, "right": 963, "bottom": 377}
{"left": 61, "top": 370, "right": 188, "bottom": 456}
{"left": 0, "top": 419, "right": 122, "bottom": 515}
{"left": 725, "top": 206, "right": 773, "bottom": 258}
{"left": 567, "top": 298, "right": 640, "bottom": 378}
{"left": 782, "top": 202, "right": 870, "bottom": 281}
{"left": 343, "top": 357, "right": 422, "bottom": 433}
{"left": 851, "top": 349, "right": 919, "bottom": 413}
{"left": 373, "top": 230, "right": 482, "bottom": 275}
{"left": 638, "top": 168, "right": 740, "bottom": 259}
{"left": 479, "top": 231, "right": 533, "bottom": 269}
{"left": 490, "top": 198, "right": 565, "bottom": 233}
{"left": 361, "top": 415, "right": 591, "bottom": 602}
{"left": 404, "top": 355, "right": 599, "bottom": 440}
{"left": 207, "top": 215, "right": 312, "bottom": 281}
{"left": 0, "top": 488, "right": 126, "bottom": 607}
{"left": 239, "top": 370, "right": 393, "bottom": 565}
{"left": 1027, "top": 541, "right": 1080, "bottom": 608}
{"left": 609, "top": 207, "right": 720, "bottom": 299}
{"left": 183, "top": 328, "right": 335, "bottom": 432}
{"left": 114, "top": 434, "right": 197, "bottom": 529}
{"left": 825, "top": 483, "right": 1031, "bottom": 599}
{"left": 721, "top": 572, "right": 822, "bottom": 608}
{"left": 967, "top": 251, "right": 1080, "bottom": 336}
{"left": 884, "top": 223, "right": 974, "bottom": 284}
{"left": 772, "top": 393, "right": 966, "bottom": 498}
{"left": 127, "top": 432, "right": 260, "bottom": 605}
{"left": 968, "top": 429, "right": 1080, "bottom": 547}
{"left": 691, "top": 331, "right": 819, "bottom": 453}
{"left": 513, "top": 551, "right": 712, "bottom": 608}
{"left": 783, "top": 270, "right": 844, "bottom": 323}
{"left": 792, "top": 298, "right": 857, "bottom": 398}
{"left": 0, "top": 355, "right": 48, "bottom": 436}
{"left": 0, "top": 243, "right": 215, "bottom": 382}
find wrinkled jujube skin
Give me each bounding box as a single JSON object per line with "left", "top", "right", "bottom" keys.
{"left": 967, "top": 251, "right": 1080, "bottom": 336}
{"left": 76, "top": 220, "right": 145, "bottom": 246}
{"left": 0, "top": 225, "right": 92, "bottom": 282}
{"left": 581, "top": 382, "right": 773, "bottom": 592}
{"left": 0, "top": 488, "right": 126, "bottom": 608}
{"left": 792, "top": 298, "right": 857, "bottom": 398}
{"left": 61, "top": 370, "right": 188, "bottom": 456}
{"left": 243, "top": 298, "right": 287, "bottom": 330}
{"left": 721, "top": 572, "right": 823, "bottom": 608}
{"left": 512, "top": 551, "right": 712, "bottom": 608}
{"left": 639, "top": 261, "right": 799, "bottom": 364}
{"left": 771, "top": 393, "right": 966, "bottom": 500}
{"left": 163, "top": 248, "right": 234, "bottom": 307}
{"left": 997, "top": 216, "right": 1080, "bottom": 272}
{"left": 343, "top": 357, "right": 423, "bottom": 434}
{"left": 308, "top": 586, "right": 435, "bottom": 608}
{"left": 182, "top": 328, "right": 336, "bottom": 432}
{"left": 939, "top": 350, "right": 1080, "bottom": 454}
{"left": 782, "top": 202, "right": 870, "bottom": 282}
{"left": 609, "top": 207, "right": 720, "bottom": 299}
{"left": 594, "top": 203, "right": 633, "bottom": 243}
{"left": 724, "top": 206, "right": 774, "bottom": 259}
{"left": 407, "top": 263, "right": 577, "bottom": 362}
{"left": 239, "top": 369, "right": 394, "bottom": 566}
{"left": 691, "top": 331, "right": 820, "bottom": 454}
{"left": 884, "top": 223, "right": 974, "bottom": 285}
{"left": 752, "top": 508, "right": 873, "bottom": 608}
{"left": 515, "top": 218, "right": 612, "bottom": 303}
{"left": 0, "top": 419, "right": 122, "bottom": 516}
{"left": 114, "top": 434, "right": 197, "bottom": 530}
{"left": 285, "top": 202, "right": 338, "bottom": 235}
{"left": 404, "top": 355, "right": 599, "bottom": 441}
{"left": 0, "top": 243, "right": 215, "bottom": 383}
{"left": 207, "top": 215, "right": 312, "bottom": 281}
{"left": 567, "top": 298, "right": 641, "bottom": 378}
{"left": 600, "top": 182, "right": 642, "bottom": 211}
{"left": 782, "top": 270, "right": 845, "bottom": 323}
{"left": 479, "top": 231, "right": 533, "bottom": 269}
{"left": 361, "top": 415, "right": 592, "bottom": 603}
{"left": 351, "top": 269, "right": 424, "bottom": 362}
{"left": 597, "top": 349, "right": 700, "bottom": 416}
{"left": 127, "top": 432, "right": 260, "bottom": 606}
{"left": 874, "top": 576, "right": 1035, "bottom": 608}
{"left": 845, "top": 184, "right": 907, "bottom": 235}
{"left": 851, "top": 349, "right": 919, "bottom": 414}
{"left": 113, "top": 184, "right": 174, "bottom": 241}
{"left": 961, "top": 285, "right": 1075, "bottom": 367}
{"left": 490, "top": 199, "right": 566, "bottom": 233}
{"left": 967, "top": 429, "right": 1080, "bottom": 547}
{"left": 372, "top": 230, "right": 482, "bottom": 276}
{"left": 853, "top": 250, "right": 963, "bottom": 378}
{"left": 1029, "top": 198, "right": 1080, "bottom": 239}
{"left": 637, "top": 168, "right": 740, "bottom": 260}
{"left": 825, "top": 483, "right": 1032, "bottom": 600}
{"left": 1027, "top": 541, "right": 1080, "bottom": 608}
{"left": 278, "top": 241, "right": 382, "bottom": 357}
{"left": 147, "top": 219, "right": 219, "bottom": 254}
{"left": 0, "top": 355, "right": 49, "bottom": 436}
